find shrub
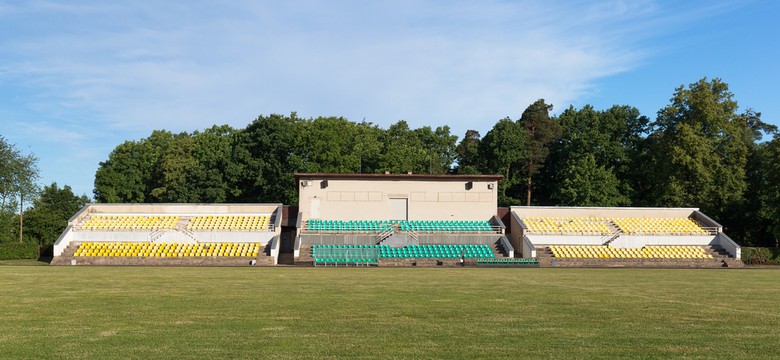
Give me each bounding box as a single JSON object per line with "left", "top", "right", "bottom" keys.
{"left": 0, "top": 242, "right": 39, "bottom": 260}
{"left": 741, "top": 247, "right": 780, "bottom": 265}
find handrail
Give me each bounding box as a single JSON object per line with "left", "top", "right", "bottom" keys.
{"left": 375, "top": 228, "right": 394, "bottom": 243}
{"left": 407, "top": 229, "right": 419, "bottom": 242}
{"left": 601, "top": 229, "right": 622, "bottom": 245}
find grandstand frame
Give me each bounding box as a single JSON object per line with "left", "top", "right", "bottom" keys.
{"left": 53, "top": 203, "right": 283, "bottom": 265}
{"left": 509, "top": 206, "right": 741, "bottom": 261}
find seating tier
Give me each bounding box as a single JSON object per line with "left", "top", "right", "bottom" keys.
{"left": 311, "top": 244, "right": 495, "bottom": 263}
{"left": 80, "top": 215, "right": 180, "bottom": 231}
{"left": 478, "top": 258, "right": 539, "bottom": 265}
{"left": 611, "top": 217, "right": 709, "bottom": 235}
{"left": 401, "top": 220, "right": 493, "bottom": 233}
{"left": 305, "top": 219, "right": 494, "bottom": 233}
{"left": 549, "top": 245, "right": 714, "bottom": 259}
{"left": 74, "top": 242, "right": 260, "bottom": 257}
{"left": 187, "top": 215, "right": 271, "bottom": 231}
{"left": 522, "top": 216, "right": 710, "bottom": 235}
{"left": 306, "top": 220, "right": 393, "bottom": 233}
{"left": 522, "top": 217, "right": 610, "bottom": 234}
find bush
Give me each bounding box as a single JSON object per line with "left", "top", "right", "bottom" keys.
{"left": 0, "top": 242, "right": 39, "bottom": 260}
{"left": 741, "top": 247, "right": 780, "bottom": 265}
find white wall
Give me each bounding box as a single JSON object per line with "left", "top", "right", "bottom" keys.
{"left": 510, "top": 206, "right": 699, "bottom": 219}
{"left": 612, "top": 235, "right": 718, "bottom": 248}
{"left": 298, "top": 177, "right": 498, "bottom": 222}
{"left": 524, "top": 235, "right": 604, "bottom": 246}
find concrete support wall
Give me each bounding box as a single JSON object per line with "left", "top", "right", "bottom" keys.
{"left": 297, "top": 176, "right": 499, "bottom": 223}
{"left": 716, "top": 233, "right": 741, "bottom": 258}
{"left": 612, "top": 235, "right": 717, "bottom": 248}
{"left": 510, "top": 206, "right": 700, "bottom": 219}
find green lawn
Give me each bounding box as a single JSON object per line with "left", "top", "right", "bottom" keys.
{"left": 1, "top": 267, "right": 778, "bottom": 359}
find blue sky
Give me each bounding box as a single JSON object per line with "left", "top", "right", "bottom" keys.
{"left": 1, "top": 0, "right": 778, "bottom": 198}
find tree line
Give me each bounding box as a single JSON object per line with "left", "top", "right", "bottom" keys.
{"left": 2, "top": 77, "right": 779, "bottom": 247}
{"left": 91, "top": 78, "right": 779, "bottom": 247}
{"left": 1, "top": 136, "right": 90, "bottom": 246}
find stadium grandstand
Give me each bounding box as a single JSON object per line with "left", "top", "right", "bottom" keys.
{"left": 292, "top": 173, "right": 532, "bottom": 267}
{"left": 49, "top": 174, "right": 744, "bottom": 268}
{"left": 51, "top": 203, "right": 282, "bottom": 266}
{"left": 509, "top": 207, "right": 742, "bottom": 268}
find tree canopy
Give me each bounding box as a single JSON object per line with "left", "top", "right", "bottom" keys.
{"left": 0, "top": 75, "right": 758, "bottom": 248}
{"left": 0, "top": 136, "right": 40, "bottom": 243}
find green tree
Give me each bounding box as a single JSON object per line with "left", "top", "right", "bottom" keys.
{"left": 758, "top": 136, "right": 780, "bottom": 246}
{"left": 94, "top": 130, "right": 175, "bottom": 203}
{"left": 414, "top": 125, "right": 458, "bottom": 174}
{"left": 647, "top": 78, "right": 751, "bottom": 221}
{"left": 518, "top": 99, "right": 561, "bottom": 205}
{"left": 23, "top": 183, "right": 90, "bottom": 244}
{"left": 479, "top": 118, "right": 528, "bottom": 206}
{"left": 234, "top": 113, "right": 306, "bottom": 204}
{"left": 0, "top": 136, "right": 40, "bottom": 243}
{"left": 300, "top": 117, "right": 369, "bottom": 174}
{"left": 380, "top": 121, "right": 429, "bottom": 174}
{"left": 552, "top": 153, "right": 630, "bottom": 206}
{"left": 547, "top": 105, "right": 648, "bottom": 206}
{"left": 454, "top": 130, "right": 482, "bottom": 175}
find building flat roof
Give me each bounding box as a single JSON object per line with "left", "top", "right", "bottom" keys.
{"left": 294, "top": 173, "right": 503, "bottom": 182}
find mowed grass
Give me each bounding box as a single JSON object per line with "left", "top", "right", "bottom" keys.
{"left": 1, "top": 267, "right": 779, "bottom": 359}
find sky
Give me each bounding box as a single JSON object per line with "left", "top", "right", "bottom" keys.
{"left": 1, "top": 0, "right": 779, "bottom": 198}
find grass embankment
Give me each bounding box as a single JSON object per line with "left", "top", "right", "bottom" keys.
{"left": 0, "top": 267, "right": 778, "bottom": 359}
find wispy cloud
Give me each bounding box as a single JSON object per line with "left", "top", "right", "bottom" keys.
{"left": 1, "top": 0, "right": 739, "bottom": 138}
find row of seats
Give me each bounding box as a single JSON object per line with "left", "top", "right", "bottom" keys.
{"left": 522, "top": 216, "right": 710, "bottom": 235}
{"left": 80, "top": 215, "right": 180, "bottom": 231}
{"left": 311, "top": 244, "right": 496, "bottom": 260}
{"left": 74, "top": 242, "right": 261, "bottom": 257}
{"left": 401, "top": 220, "right": 493, "bottom": 233}
{"left": 306, "top": 219, "right": 494, "bottom": 233}
{"left": 549, "top": 245, "right": 714, "bottom": 259}
{"left": 611, "top": 217, "right": 709, "bottom": 235}
{"left": 186, "top": 215, "right": 270, "bottom": 231}
{"left": 306, "top": 220, "right": 394, "bottom": 233}
{"left": 79, "top": 214, "right": 272, "bottom": 232}
{"left": 477, "top": 258, "right": 539, "bottom": 265}
{"left": 522, "top": 217, "right": 610, "bottom": 234}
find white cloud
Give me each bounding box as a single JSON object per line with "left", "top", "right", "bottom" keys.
{"left": 1, "top": 0, "right": 738, "bottom": 139}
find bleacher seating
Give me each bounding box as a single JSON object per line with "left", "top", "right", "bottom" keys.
{"left": 80, "top": 215, "right": 180, "bottom": 231}
{"left": 549, "top": 245, "right": 714, "bottom": 259}
{"left": 187, "top": 215, "right": 271, "bottom": 231}
{"left": 401, "top": 220, "right": 493, "bottom": 233}
{"left": 305, "top": 219, "right": 494, "bottom": 233}
{"left": 311, "top": 244, "right": 495, "bottom": 264}
{"left": 478, "top": 258, "right": 539, "bottom": 265}
{"left": 522, "top": 217, "right": 611, "bottom": 234}
{"left": 380, "top": 244, "right": 495, "bottom": 258}
{"left": 611, "top": 217, "right": 709, "bottom": 235}
{"left": 312, "top": 245, "right": 380, "bottom": 264}
{"left": 74, "top": 242, "right": 260, "bottom": 257}
{"left": 522, "top": 216, "right": 710, "bottom": 235}
{"left": 306, "top": 220, "right": 394, "bottom": 233}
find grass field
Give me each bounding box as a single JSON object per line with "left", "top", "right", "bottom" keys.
{"left": 1, "top": 267, "right": 779, "bottom": 359}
